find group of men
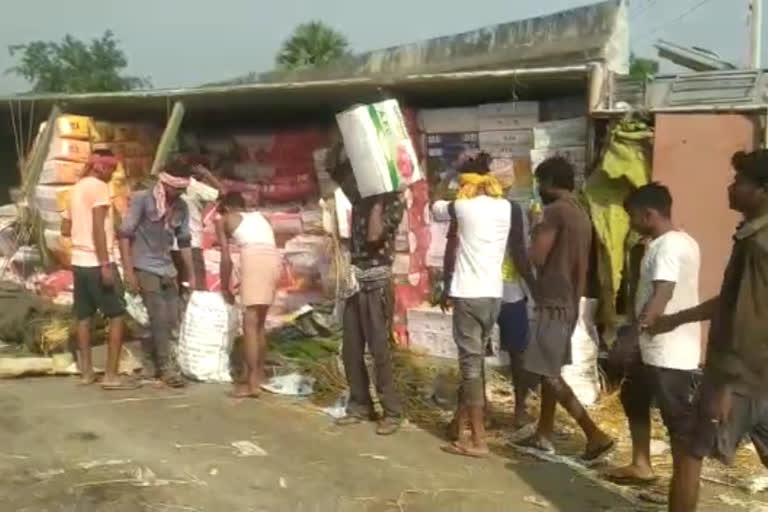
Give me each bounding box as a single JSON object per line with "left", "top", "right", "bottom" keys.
{"left": 62, "top": 132, "right": 768, "bottom": 512}
{"left": 331, "top": 141, "right": 768, "bottom": 512}
{"left": 63, "top": 151, "right": 222, "bottom": 390}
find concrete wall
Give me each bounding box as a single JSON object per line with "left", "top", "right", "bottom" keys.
{"left": 252, "top": 0, "right": 627, "bottom": 85}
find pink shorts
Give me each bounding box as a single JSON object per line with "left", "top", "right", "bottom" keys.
{"left": 239, "top": 245, "right": 281, "bottom": 306}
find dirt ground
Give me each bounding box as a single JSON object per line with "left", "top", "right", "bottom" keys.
{"left": 0, "top": 377, "right": 760, "bottom": 512}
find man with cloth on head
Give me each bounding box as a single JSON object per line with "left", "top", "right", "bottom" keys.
{"left": 119, "top": 160, "right": 199, "bottom": 388}
{"left": 433, "top": 150, "right": 510, "bottom": 458}
{"left": 62, "top": 149, "right": 137, "bottom": 390}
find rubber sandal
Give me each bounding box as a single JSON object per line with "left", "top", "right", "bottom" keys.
{"left": 604, "top": 472, "right": 658, "bottom": 486}
{"left": 101, "top": 378, "right": 141, "bottom": 391}
{"left": 583, "top": 438, "right": 616, "bottom": 462}
{"left": 515, "top": 434, "right": 556, "bottom": 454}
{"left": 78, "top": 375, "right": 98, "bottom": 386}
{"left": 335, "top": 415, "right": 366, "bottom": 426}
{"left": 161, "top": 374, "right": 186, "bottom": 389}
{"left": 440, "top": 442, "right": 489, "bottom": 458}
{"left": 229, "top": 386, "right": 260, "bottom": 399}
{"left": 638, "top": 491, "right": 667, "bottom": 504}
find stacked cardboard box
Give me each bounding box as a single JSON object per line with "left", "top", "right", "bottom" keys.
{"left": 530, "top": 117, "right": 588, "bottom": 189}
{"left": 419, "top": 101, "right": 543, "bottom": 202}
{"left": 34, "top": 115, "right": 161, "bottom": 270}
{"left": 391, "top": 180, "right": 432, "bottom": 345}
{"left": 407, "top": 306, "right": 507, "bottom": 366}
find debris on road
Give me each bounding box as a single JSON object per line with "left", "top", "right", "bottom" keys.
{"left": 261, "top": 373, "right": 315, "bottom": 396}
{"left": 231, "top": 440, "right": 268, "bottom": 457}
{"left": 523, "top": 495, "right": 550, "bottom": 508}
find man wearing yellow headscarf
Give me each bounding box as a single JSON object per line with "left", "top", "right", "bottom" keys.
{"left": 432, "top": 151, "right": 511, "bottom": 458}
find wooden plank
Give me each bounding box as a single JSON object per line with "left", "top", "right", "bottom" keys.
{"left": 150, "top": 101, "right": 185, "bottom": 176}
{"left": 21, "top": 104, "right": 61, "bottom": 202}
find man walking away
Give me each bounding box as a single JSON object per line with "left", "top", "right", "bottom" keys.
{"left": 119, "top": 160, "right": 198, "bottom": 388}
{"left": 433, "top": 151, "right": 510, "bottom": 458}
{"left": 652, "top": 150, "right": 768, "bottom": 512}
{"left": 500, "top": 198, "right": 536, "bottom": 429}
{"left": 516, "top": 156, "right": 614, "bottom": 460}
{"left": 327, "top": 133, "right": 404, "bottom": 436}
{"left": 61, "top": 150, "right": 137, "bottom": 389}
{"left": 606, "top": 183, "right": 701, "bottom": 486}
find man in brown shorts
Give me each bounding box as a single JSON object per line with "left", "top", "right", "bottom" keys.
{"left": 652, "top": 149, "right": 768, "bottom": 512}
{"left": 515, "top": 157, "right": 614, "bottom": 460}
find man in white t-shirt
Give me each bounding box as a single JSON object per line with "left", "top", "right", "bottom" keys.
{"left": 432, "top": 152, "right": 510, "bottom": 457}
{"left": 171, "top": 164, "right": 223, "bottom": 290}
{"left": 607, "top": 183, "right": 701, "bottom": 485}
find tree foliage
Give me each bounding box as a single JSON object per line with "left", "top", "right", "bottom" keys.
{"left": 7, "top": 30, "right": 150, "bottom": 93}
{"left": 276, "top": 21, "right": 350, "bottom": 70}
{"left": 629, "top": 53, "right": 659, "bottom": 81}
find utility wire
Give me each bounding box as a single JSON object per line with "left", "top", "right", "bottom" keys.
{"left": 634, "top": 0, "right": 717, "bottom": 43}
{"left": 631, "top": 0, "right": 658, "bottom": 21}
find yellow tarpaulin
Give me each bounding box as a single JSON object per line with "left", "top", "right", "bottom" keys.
{"left": 586, "top": 119, "right": 653, "bottom": 331}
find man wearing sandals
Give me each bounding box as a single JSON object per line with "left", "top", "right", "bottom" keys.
{"left": 62, "top": 149, "right": 137, "bottom": 390}
{"left": 515, "top": 157, "right": 614, "bottom": 461}
{"left": 605, "top": 183, "right": 701, "bottom": 487}
{"left": 653, "top": 150, "right": 768, "bottom": 512}
{"left": 119, "top": 160, "right": 198, "bottom": 388}
{"left": 432, "top": 151, "right": 510, "bottom": 457}
{"left": 326, "top": 133, "right": 405, "bottom": 436}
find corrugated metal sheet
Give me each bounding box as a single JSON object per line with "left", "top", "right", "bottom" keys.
{"left": 0, "top": 66, "right": 590, "bottom": 121}
{"left": 662, "top": 70, "right": 761, "bottom": 106}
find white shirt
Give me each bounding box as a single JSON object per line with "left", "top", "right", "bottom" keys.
{"left": 635, "top": 230, "right": 701, "bottom": 370}
{"left": 174, "top": 177, "right": 219, "bottom": 250}
{"left": 433, "top": 196, "right": 511, "bottom": 299}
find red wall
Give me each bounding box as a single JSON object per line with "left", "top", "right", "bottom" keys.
{"left": 652, "top": 113, "right": 759, "bottom": 359}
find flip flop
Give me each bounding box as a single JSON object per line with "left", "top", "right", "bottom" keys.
{"left": 583, "top": 438, "right": 616, "bottom": 462}
{"left": 229, "top": 389, "right": 261, "bottom": 399}
{"left": 604, "top": 471, "right": 658, "bottom": 486}
{"left": 160, "top": 373, "right": 186, "bottom": 389}
{"left": 440, "top": 442, "right": 489, "bottom": 459}
{"left": 515, "top": 434, "right": 556, "bottom": 454}
{"left": 638, "top": 491, "right": 667, "bottom": 505}
{"left": 101, "top": 379, "right": 141, "bottom": 391}
{"left": 77, "top": 374, "right": 98, "bottom": 386}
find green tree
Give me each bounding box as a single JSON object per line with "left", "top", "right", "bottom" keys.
{"left": 629, "top": 53, "right": 659, "bottom": 81}
{"left": 276, "top": 21, "right": 349, "bottom": 70}
{"left": 7, "top": 30, "right": 150, "bottom": 93}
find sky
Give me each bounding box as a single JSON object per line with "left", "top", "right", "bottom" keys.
{"left": 0, "top": 0, "right": 761, "bottom": 93}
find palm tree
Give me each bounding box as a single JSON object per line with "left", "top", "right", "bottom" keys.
{"left": 276, "top": 21, "right": 349, "bottom": 70}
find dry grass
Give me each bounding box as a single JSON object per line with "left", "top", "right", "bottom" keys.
{"left": 304, "top": 350, "right": 767, "bottom": 494}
